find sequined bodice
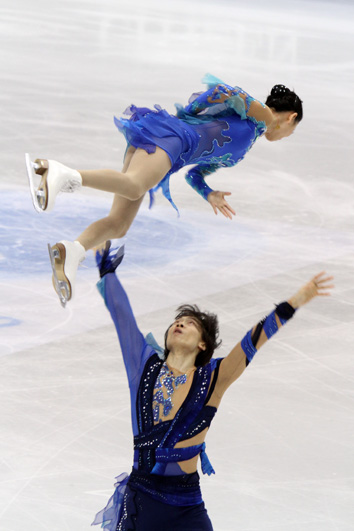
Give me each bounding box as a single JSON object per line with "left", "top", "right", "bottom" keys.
{"left": 152, "top": 363, "right": 188, "bottom": 423}
{"left": 134, "top": 354, "right": 219, "bottom": 478}
{"left": 187, "top": 114, "right": 259, "bottom": 168}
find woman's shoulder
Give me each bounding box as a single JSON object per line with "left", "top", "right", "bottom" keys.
{"left": 246, "top": 100, "right": 273, "bottom": 127}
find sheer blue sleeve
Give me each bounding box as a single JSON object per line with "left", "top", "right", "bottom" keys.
{"left": 185, "top": 164, "right": 218, "bottom": 201}
{"left": 95, "top": 244, "right": 160, "bottom": 436}
{"left": 177, "top": 74, "right": 263, "bottom": 124}
{"left": 183, "top": 84, "right": 243, "bottom": 115}
{"left": 98, "top": 273, "right": 155, "bottom": 388}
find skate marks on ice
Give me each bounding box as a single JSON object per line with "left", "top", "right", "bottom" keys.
{"left": 1, "top": 0, "right": 354, "bottom": 526}
{"left": 0, "top": 188, "right": 257, "bottom": 355}
{"left": 2, "top": 187, "right": 354, "bottom": 360}
{"left": 0, "top": 189, "right": 199, "bottom": 276}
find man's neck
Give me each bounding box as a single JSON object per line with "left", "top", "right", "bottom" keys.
{"left": 166, "top": 349, "right": 197, "bottom": 373}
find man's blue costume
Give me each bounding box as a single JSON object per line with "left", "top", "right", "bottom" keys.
{"left": 92, "top": 244, "right": 295, "bottom": 530}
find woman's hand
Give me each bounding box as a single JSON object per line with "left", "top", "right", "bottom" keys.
{"left": 207, "top": 191, "right": 236, "bottom": 219}
{"left": 288, "top": 272, "right": 334, "bottom": 309}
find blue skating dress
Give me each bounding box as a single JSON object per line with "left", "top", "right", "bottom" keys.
{"left": 114, "top": 74, "right": 267, "bottom": 211}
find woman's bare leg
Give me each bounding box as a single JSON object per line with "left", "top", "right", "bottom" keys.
{"left": 77, "top": 194, "right": 145, "bottom": 250}
{"left": 76, "top": 147, "right": 150, "bottom": 250}
{"left": 79, "top": 146, "right": 171, "bottom": 201}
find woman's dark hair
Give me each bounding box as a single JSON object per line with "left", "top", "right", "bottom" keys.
{"left": 265, "top": 84, "right": 303, "bottom": 123}
{"left": 164, "top": 304, "right": 221, "bottom": 367}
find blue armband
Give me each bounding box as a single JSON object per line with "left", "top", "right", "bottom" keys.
{"left": 263, "top": 311, "right": 279, "bottom": 339}
{"left": 241, "top": 302, "right": 296, "bottom": 364}
{"left": 275, "top": 302, "right": 296, "bottom": 324}
{"left": 241, "top": 329, "right": 257, "bottom": 363}
{"left": 263, "top": 303, "right": 296, "bottom": 338}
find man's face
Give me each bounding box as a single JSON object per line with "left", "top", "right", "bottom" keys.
{"left": 166, "top": 315, "right": 206, "bottom": 355}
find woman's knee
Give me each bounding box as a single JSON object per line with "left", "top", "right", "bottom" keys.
{"left": 106, "top": 215, "right": 130, "bottom": 238}
{"left": 125, "top": 175, "right": 147, "bottom": 201}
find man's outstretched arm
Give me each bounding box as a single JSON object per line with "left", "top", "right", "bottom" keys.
{"left": 215, "top": 273, "right": 334, "bottom": 394}
{"left": 96, "top": 243, "right": 154, "bottom": 388}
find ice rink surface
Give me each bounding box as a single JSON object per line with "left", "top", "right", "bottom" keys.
{"left": 1, "top": 0, "right": 354, "bottom": 529}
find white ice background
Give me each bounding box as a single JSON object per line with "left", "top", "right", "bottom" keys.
{"left": 1, "top": 0, "right": 354, "bottom": 529}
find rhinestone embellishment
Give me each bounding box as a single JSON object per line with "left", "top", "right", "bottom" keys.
{"left": 152, "top": 363, "right": 187, "bottom": 423}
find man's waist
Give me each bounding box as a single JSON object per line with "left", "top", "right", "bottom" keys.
{"left": 128, "top": 467, "right": 202, "bottom": 507}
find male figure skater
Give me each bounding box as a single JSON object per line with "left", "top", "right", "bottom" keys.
{"left": 92, "top": 243, "right": 333, "bottom": 531}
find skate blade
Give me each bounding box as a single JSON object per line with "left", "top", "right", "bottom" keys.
{"left": 47, "top": 243, "right": 72, "bottom": 308}
{"left": 25, "top": 153, "right": 49, "bottom": 212}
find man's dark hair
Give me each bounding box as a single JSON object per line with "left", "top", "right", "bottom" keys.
{"left": 265, "top": 84, "right": 303, "bottom": 123}
{"left": 164, "top": 304, "right": 221, "bottom": 367}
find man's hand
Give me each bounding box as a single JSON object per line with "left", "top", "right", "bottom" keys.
{"left": 207, "top": 190, "right": 236, "bottom": 219}
{"left": 288, "top": 272, "right": 334, "bottom": 309}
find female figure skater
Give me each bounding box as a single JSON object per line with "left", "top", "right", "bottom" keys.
{"left": 91, "top": 243, "right": 332, "bottom": 530}
{"left": 26, "top": 74, "right": 303, "bottom": 305}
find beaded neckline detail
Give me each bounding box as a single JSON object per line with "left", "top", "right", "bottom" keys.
{"left": 152, "top": 363, "right": 189, "bottom": 423}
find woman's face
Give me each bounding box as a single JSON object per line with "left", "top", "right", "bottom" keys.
{"left": 265, "top": 111, "right": 298, "bottom": 142}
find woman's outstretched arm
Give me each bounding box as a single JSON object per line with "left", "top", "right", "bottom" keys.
{"left": 185, "top": 165, "right": 236, "bottom": 219}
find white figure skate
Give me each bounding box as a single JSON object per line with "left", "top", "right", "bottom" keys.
{"left": 48, "top": 240, "right": 86, "bottom": 307}
{"left": 25, "top": 153, "right": 82, "bottom": 213}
